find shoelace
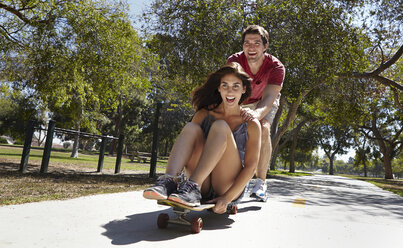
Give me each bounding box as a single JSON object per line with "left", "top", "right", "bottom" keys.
{"left": 156, "top": 175, "right": 174, "bottom": 186}
{"left": 177, "top": 180, "right": 196, "bottom": 193}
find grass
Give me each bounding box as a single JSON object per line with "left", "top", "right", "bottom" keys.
{"left": 342, "top": 175, "right": 403, "bottom": 197}
{"left": 268, "top": 170, "right": 313, "bottom": 177}
{"left": 1, "top": 145, "right": 401, "bottom": 206}
{"left": 0, "top": 145, "right": 165, "bottom": 206}
{"left": 0, "top": 145, "right": 167, "bottom": 172}
{"left": 0, "top": 169, "right": 155, "bottom": 205}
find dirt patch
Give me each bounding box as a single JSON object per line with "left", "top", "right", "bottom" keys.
{"left": 0, "top": 158, "right": 158, "bottom": 206}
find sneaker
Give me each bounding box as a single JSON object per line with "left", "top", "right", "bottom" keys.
{"left": 250, "top": 178, "right": 267, "bottom": 198}
{"left": 168, "top": 180, "right": 201, "bottom": 207}
{"left": 143, "top": 175, "right": 178, "bottom": 200}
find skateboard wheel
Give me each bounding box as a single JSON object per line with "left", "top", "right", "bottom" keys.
{"left": 191, "top": 218, "right": 203, "bottom": 234}
{"left": 157, "top": 213, "right": 169, "bottom": 229}
{"left": 230, "top": 205, "right": 238, "bottom": 215}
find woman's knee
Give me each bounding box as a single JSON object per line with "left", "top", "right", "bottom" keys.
{"left": 182, "top": 122, "right": 203, "bottom": 136}
{"left": 210, "top": 120, "right": 231, "bottom": 134}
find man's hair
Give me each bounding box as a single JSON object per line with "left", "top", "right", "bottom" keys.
{"left": 241, "top": 25, "right": 269, "bottom": 45}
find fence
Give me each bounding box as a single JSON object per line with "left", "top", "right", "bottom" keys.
{"left": 18, "top": 103, "right": 163, "bottom": 177}
{"left": 19, "top": 120, "right": 123, "bottom": 174}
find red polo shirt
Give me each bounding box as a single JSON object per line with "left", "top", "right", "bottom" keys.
{"left": 227, "top": 52, "right": 285, "bottom": 104}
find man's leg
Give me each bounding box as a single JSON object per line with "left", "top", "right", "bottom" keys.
{"left": 250, "top": 120, "right": 270, "bottom": 198}
{"left": 256, "top": 120, "right": 271, "bottom": 180}
{"left": 250, "top": 94, "right": 279, "bottom": 198}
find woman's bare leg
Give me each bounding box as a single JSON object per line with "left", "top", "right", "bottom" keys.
{"left": 165, "top": 122, "right": 204, "bottom": 177}
{"left": 190, "top": 120, "right": 242, "bottom": 193}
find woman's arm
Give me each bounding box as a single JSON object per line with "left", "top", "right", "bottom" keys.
{"left": 191, "top": 109, "right": 208, "bottom": 125}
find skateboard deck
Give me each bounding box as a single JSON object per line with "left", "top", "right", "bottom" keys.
{"left": 156, "top": 199, "right": 237, "bottom": 233}
{"left": 158, "top": 199, "right": 215, "bottom": 211}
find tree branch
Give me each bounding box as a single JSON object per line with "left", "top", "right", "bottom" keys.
{"left": 0, "top": 3, "right": 32, "bottom": 25}
{"left": 0, "top": 2, "right": 52, "bottom": 27}
{"left": 392, "top": 88, "right": 403, "bottom": 108}
{"left": 337, "top": 44, "right": 403, "bottom": 91}
{"left": 372, "top": 44, "right": 403, "bottom": 75}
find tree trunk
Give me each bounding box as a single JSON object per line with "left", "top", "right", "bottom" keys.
{"left": 109, "top": 102, "right": 122, "bottom": 156}
{"left": 383, "top": 149, "right": 394, "bottom": 179}
{"left": 289, "top": 132, "right": 297, "bottom": 173}
{"left": 71, "top": 121, "right": 80, "bottom": 158}
{"left": 270, "top": 145, "right": 280, "bottom": 171}
{"left": 271, "top": 82, "right": 322, "bottom": 153}
{"left": 329, "top": 156, "right": 334, "bottom": 175}
{"left": 164, "top": 140, "right": 169, "bottom": 156}
{"left": 370, "top": 115, "right": 394, "bottom": 179}
{"left": 363, "top": 160, "right": 367, "bottom": 177}
{"left": 270, "top": 95, "right": 285, "bottom": 170}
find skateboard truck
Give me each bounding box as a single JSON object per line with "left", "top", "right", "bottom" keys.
{"left": 157, "top": 199, "right": 237, "bottom": 233}
{"left": 157, "top": 205, "right": 204, "bottom": 233}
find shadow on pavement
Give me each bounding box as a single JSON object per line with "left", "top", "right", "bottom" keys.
{"left": 101, "top": 209, "right": 234, "bottom": 245}
{"left": 101, "top": 200, "right": 263, "bottom": 245}
{"left": 268, "top": 176, "right": 403, "bottom": 220}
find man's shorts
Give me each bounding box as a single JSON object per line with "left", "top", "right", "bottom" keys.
{"left": 242, "top": 93, "right": 280, "bottom": 125}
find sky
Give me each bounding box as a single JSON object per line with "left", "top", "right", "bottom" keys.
{"left": 125, "top": 0, "right": 149, "bottom": 30}
{"left": 124, "top": 0, "right": 356, "bottom": 162}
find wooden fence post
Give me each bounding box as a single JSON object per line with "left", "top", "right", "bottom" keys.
{"left": 114, "top": 134, "right": 124, "bottom": 174}
{"left": 97, "top": 136, "right": 107, "bottom": 172}
{"left": 19, "top": 120, "right": 35, "bottom": 173}
{"left": 40, "top": 120, "right": 56, "bottom": 173}
{"left": 149, "top": 102, "right": 162, "bottom": 178}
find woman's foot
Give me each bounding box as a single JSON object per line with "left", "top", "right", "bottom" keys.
{"left": 143, "top": 175, "right": 178, "bottom": 200}
{"left": 168, "top": 180, "right": 201, "bottom": 207}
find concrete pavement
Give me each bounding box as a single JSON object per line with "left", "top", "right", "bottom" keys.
{"left": 0, "top": 174, "right": 402, "bottom": 248}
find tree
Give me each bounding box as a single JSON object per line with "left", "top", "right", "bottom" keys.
{"left": 1, "top": 0, "right": 156, "bottom": 157}
{"left": 143, "top": 0, "right": 369, "bottom": 164}
{"left": 314, "top": 125, "right": 353, "bottom": 175}
{"left": 0, "top": 83, "right": 46, "bottom": 142}
{"left": 353, "top": 134, "right": 371, "bottom": 177}
{"left": 337, "top": 0, "right": 403, "bottom": 106}
{"left": 358, "top": 90, "right": 402, "bottom": 179}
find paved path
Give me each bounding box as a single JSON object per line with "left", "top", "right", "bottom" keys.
{"left": 0, "top": 175, "right": 402, "bottom": 248}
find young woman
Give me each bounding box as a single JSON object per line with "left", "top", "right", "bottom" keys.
{"left": 143, "top": 62, "right": 261, "bottom": 214}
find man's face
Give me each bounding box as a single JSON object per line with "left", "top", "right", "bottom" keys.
{"left": 242, "top": 33, "right": 268, "bottom": 63}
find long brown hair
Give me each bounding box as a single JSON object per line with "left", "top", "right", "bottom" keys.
{"left": 192, "top": 62, "right": 252, "bottom": 111}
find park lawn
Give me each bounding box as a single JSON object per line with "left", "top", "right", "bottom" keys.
{"left": 343, "top": 175, "right": 403, "bottom": 197}
{"left": 0, "top": 145, "right": 167, "bottom": 172}
{"left": 0, "top": 145, "right": 165, "bottom": 206}
{"left": 268, "top": 170, "right": 312, "bottom": 177}
{"left": 0, "top": 169, "right": 155, "bottom": 205}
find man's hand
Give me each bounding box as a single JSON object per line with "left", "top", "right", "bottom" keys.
{"left": 240, "top": 107, "right": 259, "bottom": 122}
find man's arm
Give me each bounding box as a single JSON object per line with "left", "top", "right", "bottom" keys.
{"left": 254, "top": 84, "right": 282, "bottom": 121}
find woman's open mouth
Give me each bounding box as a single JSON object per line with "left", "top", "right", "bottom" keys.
{"left": 226, "top": 96, "right": 235, "bottom": 103}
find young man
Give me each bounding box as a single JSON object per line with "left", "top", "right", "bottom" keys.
{"left": 227, "top": 25, "right": 285, "bottom": 200}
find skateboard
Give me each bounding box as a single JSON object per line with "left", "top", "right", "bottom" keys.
{"left": 157, "top": 199, "right": 238, "bottom": 233}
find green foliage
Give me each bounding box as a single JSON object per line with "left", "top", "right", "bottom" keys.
{"left": 143, "top": 0, "right": 244, "bottom": 97}
{"left": 0, "top": 84, "right": 45, "bottom": 140}
{"left": 1, "top": 0, "right": 158, "bottom": 144}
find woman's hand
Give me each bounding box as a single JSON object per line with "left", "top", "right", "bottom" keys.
{"left": 206, "top": 196, "right": 230, "bottom": 214}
